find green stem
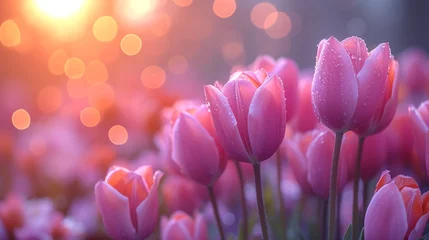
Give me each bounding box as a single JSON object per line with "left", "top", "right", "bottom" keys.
{"left": 352, "top": 137, "right": 365, "bottom": 240}
{"left": 276, "top": 151, "right": 287, "bottom": 239}
{"left": 208, "top": 186, "right": 226, "bottom": 240}
{"left": 327, "top": 132, "right": 344, "bottom": 240}
{"left": 234, "top": 161, "right": 249, "bottom": 240}
{"left": 362, "top": 181, "right": 369, "bottom": 221}
{"left": 253, "top": 163, "right": 270, "bottom": 240}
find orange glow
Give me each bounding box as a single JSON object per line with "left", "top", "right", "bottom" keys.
{"left": 120, "top": 34, "right": 142, "bottom": 56}
{"left": 151, "top": 13, "right": 172, "bottom": 37}
{"left": 93, "top": 16, "right": 118, "bottom": 42}
{"left": 213, "top": 0, "right": 236, "bottom": 19}
{"left": 265, "top": 12, "right": 291, "bottom": 39}
{"left": 251, "top": 2, "right": 277, "bottom": 29}
{"left": 116, "top": 0, "right": 158, "bottom": 26}
{"left": 67, "top": 78, "right": 89, "bottom": 98}
{"left": 141, "top": 65, "right": 166, "bottom": 89}
{"left": 48, "top": 49, "right": 69, "bottom": 75}
{"left": 80, "top": 107, "right": 101, "bottom": 127}
{"left": 29, "top": 137, "right": 46, "bottom": 156}
{"left": 88, "top": 83, "right": 115, "bottom": 110}
{"left": 35, "top": 0, "right": 85, "bottom": 18}
{"left": 64, "top": 58, "right": 86, "bottom": 79}
{"left": 108, "top": 125, "right": 128, "bottom": 145}
{"left": 173, "top": 0, "right": 193, "bottom": 7}
{"left": 168, "top": 55, "right": 188, "bottom": 74}
{"left": 85, "top": 60, "right": 108, "bottom": 84}
{"left": 12, "top": 109, "right": 31, "bottom": 130}
{"left": 37, "top": 86, "right": 62, "bottom": 113}
{"left": 0, "top": 20, "right": 21, "bottom": 47}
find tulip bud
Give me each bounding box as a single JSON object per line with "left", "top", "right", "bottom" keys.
{"left": 161, "top": 211, "right": 208, "bottom": 240}
{"left": 409, "top": 100, "right": 429, "bottom": 179}
{"left": 94, "top": 166, "right": 163, "bottom": 239}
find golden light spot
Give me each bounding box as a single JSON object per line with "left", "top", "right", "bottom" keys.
{"left": 168, "top": 55, "right": 188, "bottom": 74}
{"left": 29, "top": 137, "right": 46, "bottom": 156}
{"left": 67, "top": 78, "right": 89, "bottom": 98}
{"left": 250, "top": 2, "right": 277, "bottom": 29}
{"left": 80, "top": 107, "right": 101, "bottom": 127}
{"left": 48, "top": 49, "right": 69, "bottom": 75}
{"left": 64, "top": 57, "right": 85, "bottom": 79}
{"left": 265, "top": 12, "right": 291, "bottom": 39}
{"left": 213, "top": 0, "right": 236, "bottom": 19}
{"left": 141, "top": 65, "right": 166, "bottom": 89}
{"left": 222, "top": 41, "right": 244, "bottom": 61}
{"left": 85, "top": 60, "right": 108, "bottom": 84}
{"left": 108, "top": 125, "right": 128, "bottom": 145}
{"left": 37, "top": 86, "right": 62, "bottom": 113}
{"left": 93, "top": 16, "right": 118, "bottom": 42}
{"left": 117, "top": 0, "right": 158, "bottom": 26}
{"left": 12, "top": 109, "right": 31, "bottom": 130}
{"left": 120, "top": 34, "right": 142, "bottom": 56}
{"left": 88, "top": 83, "right": 115, "bottom": 110}
{"left": 0, "top": 20, "right": 21, "bottom": 47}
{"left": 35, "top": 0, "right": 85, "bottom": 18}
{"left": 173, "top": 0, "right": 193, "bottom": 7}
{"left": 151, "top": 13, "right": 171, "bottom": 37}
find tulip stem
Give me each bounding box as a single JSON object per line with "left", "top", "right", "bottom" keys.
{"left": 352, "top": 136, "right": 365, "bottom": 240}
{"left": 234, "top": 161, "right": 249, "bottom": 240}
{"left": 363, "top": 181, "right": 369, "bottom": 220}
{"left": 327, "top": 132, "right": 344, "bottom": 240}
{"left": 253, "top": 163, "right": 270, "bottom": 240}
{"left": 208, "top": 186, "right": 226, "bottom": 240}
{"left": 276, "top": 150, "right": 287, "bottom": 239}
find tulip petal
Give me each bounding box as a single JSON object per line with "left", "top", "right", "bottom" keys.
{"left": 408, "top": 212, "right": 429, "bottom": 240}
{"left": 393, "top": 175, "right": 419, "bottom": 190}
{"left": 312, "top": 36, "right": 358, "bottom": 131}
{"left": 136, "top": 171, "right": 163, "bottom": 238}
{"left": 275, "top": 58, "right": 299, "bottom": 122}
{"left": 351, "top": 43, "right": 392, "bottom": 134}
{"left": 364, "top": 182, "right": 408, "bottom": 240}
{"left": 283, "top": 141, "right": 311, "bottom": 194}
{"left": 194, "top": 214, "right": 208, "bottom": 240}
{"left": 248, "top": 76, "right": 286, "bottom": 161}
{"left": 341, "top": 36, "right": 369, "bottom": 73}
{"left": 204, "top": 85, "right": 251, "bottom": 163}
{"left": 253, "top": 55, "right": 275, "bottom": 72}
{"left": 172, "top": 113, "right": 221, "bottom": 186}
{"left": 375, "top": 170, "right": 392, "bottom": 192}
{"left": 223, "top": 79, "right": 257, "bottom": 153}
{"left": 400, "top": 187, "right": 423, "bottom": 236}
{"left": 94, "top": 181, "right": 136, "bottom": 240}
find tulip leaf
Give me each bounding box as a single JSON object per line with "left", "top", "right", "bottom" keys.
{"left": 359, "top": 228, "right": 364, "bottom": 240}
{"left": 342, "top": 223, "right": 352, "bottom": 240}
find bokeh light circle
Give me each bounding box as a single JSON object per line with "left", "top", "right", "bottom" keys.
{"left": 80, "top": 107, "right": 101, "bottom": 127}
{"left": 12, "top": 109, "right": 31, "bottom": 130}
{"left": 108, "top": 125, "right": 128, "bottom": 145}
{"left": 0, "top": 20, "right": 21, "bottom": 47}
{"left": 120, "top": 34, "right": 142, "bottom": 56}
{"left": 141, "top": 65, "right": 166, "bottom": 89}
{"left": 64, "top": 58, "right": 86, "bottom": 79}
{"left": 93, "top": 16, "right": 118, "bottom": 42}
{"left": 213, "top": 0, "right": 236, "bottom": 19}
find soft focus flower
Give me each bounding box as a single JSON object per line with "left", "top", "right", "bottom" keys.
{"left": 312, "top": 36, "right": 398, "bottom": 135}
{"left": 161, "top": 211, "right": 208, "bottom": 240}
{"left": 205, "top": 69, "right": 286, "bottom": 163}
{"left": 252, "top": 55, "right": 299, "bottom": 122}
{"left": 364, "top": 171, "right": 429, "bottom": 240}
{"left": 171, "top": 104, "right": 227, "bottom": 186}
{"left": 94, "top": 165, "right": 163, "bottom": 239}
{"left": 409, "top": 100, "right": 429, "bottom": 178}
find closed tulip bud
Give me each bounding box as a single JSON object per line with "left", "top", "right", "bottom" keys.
{"left": 171, "top": 104, "right": 227, "bottom": 186}
{"left": 252, "top": 55, "right": 299, "bottom": 122}
{"left": 94, "top": 165, "right": 163, "bottom": 240}
{"left": 398, "top": 48, "right": 429, "bottom": 95}
{"left": 161, "top": 211, "right": 208, "bottom": 240}
{"left": 291, "top": 71, "right": 318, "bottom": 132}
{"left": 204, "top": 70, "right": 287, "bottom": 163}
{"left": 409, "top": 100, "right": 429, "bottom": 178}
{"left": 312, "top": 36, "right": 398, "bottom": 135}
{"left": 364, "top": 171, "right": 429, "bottom": 240}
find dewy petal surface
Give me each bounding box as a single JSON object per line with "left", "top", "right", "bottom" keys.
{"left": 364, "top": 182, "right": 408, "bottom": 240}
{"left": 312, "top": 36, "right": 358, "bottom": 132}
{"left": 94, "top": 181, "right": 136, "bottom": 240}
{"left": 204, "top": 85, "right": 251, "bottom": 162}
{"left": 341, "top": 36, "right": 369, "bottom": 73}
{"left": 248, "top": 76, "right": 286, "bottom": 161}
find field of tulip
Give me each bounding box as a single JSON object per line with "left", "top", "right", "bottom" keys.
{"left": 1, "top": 0, "right": 429, "bottom": 240}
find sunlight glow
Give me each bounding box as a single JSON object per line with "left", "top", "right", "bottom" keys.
{"left": 35, "top": 0, "right": 85, "bottom": 18}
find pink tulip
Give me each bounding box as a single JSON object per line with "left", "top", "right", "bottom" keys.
{"left": 409, "top": 100, "right": 429, "bottom": 178}
{"left": 252, "top": 55, "right": 299, "bottom": 122}
{"left": 94, "top": 165, "right": 163, "bottom": 239}
{"left": 306, "top": 130, "right": 351, "bottom": 199}
{"left": 171, "top": 104, "right": 227, "bottom": 186}
{"left": 312, "top": 36, "right": 398, "bottom": 135}
{"left": 398, "top": 48, "right": 429, "bottom": 94}
{"left": 161, "top": 211, "right": 208, "bottom": 240}
{"left": 364, "top": 171, "right": 429, "bottom": 240}
{"left": 204, "top": 69, "right": 287, "bottom": 163}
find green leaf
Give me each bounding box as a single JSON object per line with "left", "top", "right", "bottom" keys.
{"left": 342, "top": 223, "right": 352, "bottom": 240}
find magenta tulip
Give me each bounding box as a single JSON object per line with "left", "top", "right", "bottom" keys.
{"left": 161, "top": 211, "right": 208, "bottom": 240}
{"left": 409, "top": 100, "right": 429, "bottom": 178}
{"left": 204, "top": 69, "right": 286, "bottom": 163}
{"left": 94, "top": 165, "right": 163, "bottom": 240}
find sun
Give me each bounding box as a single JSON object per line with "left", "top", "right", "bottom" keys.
{"left": 35, "top": 0, "right": 86, "bottom": 18}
